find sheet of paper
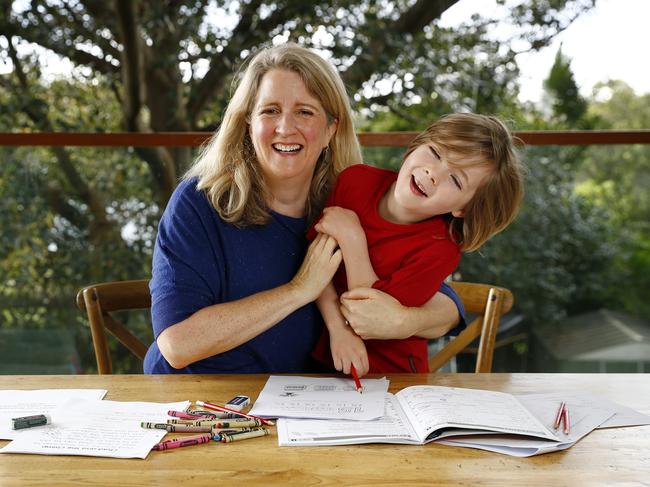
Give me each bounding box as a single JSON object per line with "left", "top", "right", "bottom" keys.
{"left": 248, "top": 375, "right": 389, "bottom": 420}
{"left": 592, "top": 398, "right": 650, "bottom": 428}
{"left": 277, "top": 394, "right": 419, "bottom": 446}
{"left": 397, "top": 386, "right": 559, "bottom": 442}
{"left": 0, "top": 389, "right": 107, "bottom": 440}
{"left": 0, "top": 398, "right": 190, "bottom": 459}
{"left": 438, "top": 392, "right": 619, "bottom": 457}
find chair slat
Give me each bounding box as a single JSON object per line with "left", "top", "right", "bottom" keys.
{"left": 429, "top": 282, "right": 514, "bottom": 373}
{"left": 77, "top": 280, "right": 150, "bottom": 374}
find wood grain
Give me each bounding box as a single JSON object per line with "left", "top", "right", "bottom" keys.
{"left": 1, "top": 374, "right": 648, "bottom": 486}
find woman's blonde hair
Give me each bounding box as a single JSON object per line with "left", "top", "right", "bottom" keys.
{"left": 404, "top": 113, "right": 524, "bottom": 252}
{"left": 185, "top": 43, "right": 362, "bottom": 225}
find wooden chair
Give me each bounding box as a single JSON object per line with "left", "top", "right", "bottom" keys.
{"left": 76, "top": 280, "right": 151, "bottom": 374}
{"left": 428, "top": 281, "right": 514, "bottom": 373}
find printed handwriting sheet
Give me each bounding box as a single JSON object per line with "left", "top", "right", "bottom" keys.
{"left": 0, "top": 389, "right": 107, "bottom": 440}
{"left": 0, "top": 398, "right": 190, "bottom": 459}
{"left": 397, "top": 386, "right": 558, "bottom": 441}
{"left": 277, "top": 394, "right": 420, "bottom": 446}
{"left": 249, "top": 375, "right": 390, "bottom": 420}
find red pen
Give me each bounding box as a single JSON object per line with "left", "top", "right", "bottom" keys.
{"left": 196, "top": 400, "right": 274, "bottom": 426}
{"left": 350, "top": 364, "right": 363, "bottom": 394}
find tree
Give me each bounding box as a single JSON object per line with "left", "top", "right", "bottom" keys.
{"left": 457, "top": 48, "right": 626, "bottom": 326}
{"left": 576, "top": 81, "right": 650, "bottom": 319}
{"left": 1, "top": 0, "right": 596, "bottom": 196}
{"left": 0, "top": 0, "right": 597, "bottom": 372}
{"left": 543, "top": 46, "right": 589, "bottom": 126}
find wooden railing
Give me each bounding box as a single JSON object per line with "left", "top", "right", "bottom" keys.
{"left": 1, "top": 130, "right": 650, "bottom": 147}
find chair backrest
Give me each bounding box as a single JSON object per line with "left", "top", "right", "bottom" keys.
{"left": 428, "top": 281, "right": 514, "bottom": 373}
{"left": 75, "top": 280, "right": 151, "bottom": 374}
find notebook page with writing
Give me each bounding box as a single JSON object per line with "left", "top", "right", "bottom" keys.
{"left": 396, "top": 386, "right": 559, "bottom": 442}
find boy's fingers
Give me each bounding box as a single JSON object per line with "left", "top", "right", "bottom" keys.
{"left": 333, "top": 356, "right": 342, "bottom": 372}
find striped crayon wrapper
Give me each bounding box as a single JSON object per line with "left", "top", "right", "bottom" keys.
{"left": 211, "top": 427, "right": 254, "bottom": 435}
{"left": 187, "top": 409, "right": 238, "bottom": 419}
{"left": 221, "top": 428, "right": 270, "bottom": 443}
{"left": 166, "top": 419, "right": 261, "bottom": 427}
{"left": 167, "top": 410, "right": 207, "bottom": 420}
{"left": 196, "top": 400, "right": 274, "bottom": 426}
{"left": 153, "top": 433, "right": 212, "bottom": 451}
{"left": 141, "top": 422, "right": 171, "bottom": 430}
{"left": 142, "top": 423, "right": 213, "bottom": 433}
{"left": 166, "top": 424, "right": 214, "bottom": 433}
{"left": 200, "top": 419, "right": 262, "bottom": 428}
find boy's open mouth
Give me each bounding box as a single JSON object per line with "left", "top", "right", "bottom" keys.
{"left": 411, "top": 175, "right": 428, "bottom": 197}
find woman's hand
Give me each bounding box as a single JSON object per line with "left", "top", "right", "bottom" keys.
{"left": 341, "top": 287, "right": 461, "bottom": 340}
{"left": 340, "top": 287, "right": 409, "bottom": 340}
{"left": 290, "top": 233, "right": 342, "bottom": 303}
{"left": 329, "top": 325, "right": 370, "bottom": 377}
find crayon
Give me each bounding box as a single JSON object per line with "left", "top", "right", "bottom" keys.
{"left": 141, "top": 422, "right": 213, "bottom": 433}
{"left": 167, "top": 418, "right": 261, "bottom": 428}
{"left": 221, "top": 428, "right": 270, "bottom": 443}
{"left": 153, "top": 433, "right": 212, "bottom": 451}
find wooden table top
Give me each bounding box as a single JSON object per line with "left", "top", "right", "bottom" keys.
{"left": 0, "top": 373, "right": 648, "bottom": 486}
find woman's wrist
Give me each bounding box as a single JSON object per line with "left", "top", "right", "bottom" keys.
{"left": 285, "top": 280, "right": 314, "bottom": 308}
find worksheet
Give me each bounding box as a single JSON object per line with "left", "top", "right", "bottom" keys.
{"left": 277, "top": 386, "right": 561, "bottom": 448}
{"left": 0, "top": 389, "right": 107, "bottom": 439}
{"left": 277, "top": 387, "right": 649, "bottom": 456}
{"left": 248, "top": 375, "right": 390, "bottom": 420}
{"left": 0, "top": 398, "right": 190, "bottom": 459}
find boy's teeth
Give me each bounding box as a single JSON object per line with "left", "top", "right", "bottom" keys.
{"left": 273, "top": 143, "right": 301, "bottom": 152}
{"left": 413, "top": 176, "right": 428, "bottom": 196}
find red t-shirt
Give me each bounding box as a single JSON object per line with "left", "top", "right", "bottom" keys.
{"left": 309, "top": 164, "right": 461, "bottom": 373}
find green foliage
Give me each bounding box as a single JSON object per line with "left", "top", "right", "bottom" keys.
{"left": 575, "top": 81, "right": 650, "bottom": 320}
{"left": 458, "top": 145, "right": 621, "bottom": 325}
{"left": 3, "top": 0, "right": 633, "bottom": 373}
{"left": 543, "top": 47, "right": 589, "bottom": 126}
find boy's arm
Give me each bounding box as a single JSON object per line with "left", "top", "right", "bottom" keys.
{"left": 314, "top": 206, "right": 378, "bottom": 289}
{"left": 316, "top": 282, "right": 349, "bottom": 334}
{"left": 316, "top": 283, "right": 370, "bottom": 376}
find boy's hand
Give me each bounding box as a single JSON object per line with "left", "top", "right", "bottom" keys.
{"left": 314, "top": 207, "right": 365, "bottom": 250}
{"left": 329, "top": 325, "right": 369, "bottom": 377}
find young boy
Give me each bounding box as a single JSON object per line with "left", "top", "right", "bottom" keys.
{"left": 309, "top": 113, "right": 524, "bottom": 375}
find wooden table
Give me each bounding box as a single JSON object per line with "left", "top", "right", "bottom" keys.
{"left": 1, "top": 374, "right": 648, "bottom": 486}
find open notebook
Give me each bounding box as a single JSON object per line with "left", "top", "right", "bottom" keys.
{"left": 278, "top": 385, "right": 560, "bottom": 446}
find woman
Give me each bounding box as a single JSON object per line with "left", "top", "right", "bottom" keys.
{"left": 143, "top": 43, "right": 463, "bottom": 374}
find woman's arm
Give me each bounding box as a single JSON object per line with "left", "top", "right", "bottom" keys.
{"left": 340, "top": 287, "right": 460, "bottom": 341}
{"left": 157, "top": 234, "right": 341, "bottom": 368}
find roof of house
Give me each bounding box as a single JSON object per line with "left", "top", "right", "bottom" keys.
{"left": 532, "top": 309, "right": 650, "bottom": 362}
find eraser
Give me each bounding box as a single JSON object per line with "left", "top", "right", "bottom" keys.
{"left": 11, "top": 414, "right": 51, "bottom": 430}
{"left": 225, "top": 395, "right": 250, "bottom": 412}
